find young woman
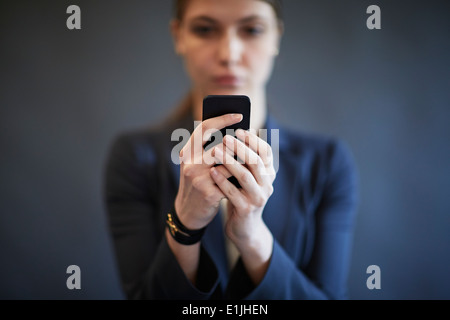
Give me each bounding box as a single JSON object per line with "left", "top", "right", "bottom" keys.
{"left": 104, "top": 0, "right": 358, "bottom": 300}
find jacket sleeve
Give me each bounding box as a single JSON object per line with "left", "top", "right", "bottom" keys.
{"left": 103, "top": 132, "right": 219, "bottom": 299}
{"left": 226, "top": 139, "right": 359, "bottom": 300}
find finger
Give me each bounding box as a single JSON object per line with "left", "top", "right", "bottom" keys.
{"left": 214, "top": 164, "right": 233, "bottom": 179}
{"left": 191, "top": 170, "right": 227, "bottom": 203}
{"left": 213, "top": 146, "right": 259, "bottom": 195}
{"left": 181, "top": 114, "right": 242, "bottom": 165}
{"left": 203, "top": 142, "right": 234, "bottom": 166}
{"left": 205, "top": 181, "right": 227, "bottom": 204}
{"left": 182, "top": 114, "right": 243, "bottom": 162}
{"left": 201, "top": 114, "right": 243, "bottom": 146}
{"left": 223, "top": 135, "right": 266, "bottom": 184}
{"left": 203, "top": 142, "right": 233, "bottom": 178}
{"left": 210, "top": 166, "right": 248, "bottom": 210}
{"left": 183, "top": 113, "right": 243, "bottom": 163}
{"left": 236, "top": 129, "right": 273, "bottom": 167}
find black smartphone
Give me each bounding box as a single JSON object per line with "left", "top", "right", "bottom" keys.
{"left": 202, "top": 95, "right": 251, "bottom": 188}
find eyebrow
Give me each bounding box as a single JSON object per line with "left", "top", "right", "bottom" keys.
{"left": 190, "top": 15, "right": 269, "bottom": 24}
{"left": 238, "top": 15, "right": 269, "bottom": 24}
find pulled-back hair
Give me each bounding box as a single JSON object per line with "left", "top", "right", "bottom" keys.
{"left": 173, "top": 0, "right": 283, "bottom": 24}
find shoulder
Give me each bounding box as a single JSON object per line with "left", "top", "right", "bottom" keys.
{"left": 269, "top": 117, "right": 358, "bottom": 198}
{"left": 285, "top": 127, "right": 358, "bottom": 201}
{"left": 106, "top": 118, "right": 180, "bottom": 168}
{"left": 103, "top": 121, "right": 179, "bottom": 198}
{"left": 274, "top": 121, "right": 359, "bottom": 214}
{"left": 106, "top": 128, "right": 160, "bottom": 168}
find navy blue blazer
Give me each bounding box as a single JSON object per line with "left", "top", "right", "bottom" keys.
{"left": 103, "top": 112, "right": 358, "bottom": 300}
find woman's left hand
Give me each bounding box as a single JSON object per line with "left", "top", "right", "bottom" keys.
{"left": 210, "top": 128, "right": 276, "bottom": 284}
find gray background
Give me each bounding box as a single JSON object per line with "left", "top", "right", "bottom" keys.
{"left": 1, "top": 0, "right": 449, "bottom": 299}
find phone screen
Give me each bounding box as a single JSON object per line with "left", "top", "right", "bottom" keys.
{"left": 202, "top": 95, "right": 251, "bottom": 151}
{"left": 202, "top": 95, "right": 251, "bottom": 188}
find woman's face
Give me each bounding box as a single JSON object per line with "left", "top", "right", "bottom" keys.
{"left": 172, "top": 0, "right": 281, "bottom": 97}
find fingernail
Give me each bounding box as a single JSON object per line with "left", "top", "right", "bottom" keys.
{"left": 224, "top": 135, "right": 233, "bottom": 143}
{"left": 233, "top": 114, "right": 243, "bottom": 121}
{"left": 214, "top": 147, "right": 223, "bottom": 156}
{"left": 236, "top": 129, "right": 245, "bottom": 136}
{"left": 211, "top": 167, "right": 218, "bottom": 177}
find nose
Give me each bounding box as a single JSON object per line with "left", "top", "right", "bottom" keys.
{"left": 218, "top": 30, "right": 243, "bottom": 67}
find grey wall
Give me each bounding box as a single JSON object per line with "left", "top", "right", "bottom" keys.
{"left": 1, "top": 0, "right": 449, "bottom": 299}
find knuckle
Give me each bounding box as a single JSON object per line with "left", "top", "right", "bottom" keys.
{"left": 259, "top": 146, "right": 273, "bottom": 164}
{"left": 191, "top": 176, "right": 203, "bottom": 189}
{"left": 271, "top": 171, "right": 277, "bottom": 181}
{"left": 183, "top": 165, "right": 195, "bottom": 178}
{"left": 242, "top": 203, "right": 253, "bottom": 213}
{"left": 254, "top": 196, "right": 265, "bottom": 207}
{"left": 255, "top": 155, "right": 264, "bottom": 167}
{"left": 259, "top": 166, "right": 269, "bottom": 178}
{"left": 267, "top": 184, "right": 274, "bottom": 197}
{"left": 240, "top": 171, "right": 252, "bottom": 184}
{"left": 205, "top": 190, "right": 219, "bottom": 205}
{"left": 227, "top": 185, "right": 239, "bottom": 198}
{"left": 201, "top": 121, "right": 211, "bottom": 132}
{"left": 266, "top": 148, "right": 274, "bottom": 162}
{"left": 263, "top": 157, "right": 273, "bottom": 167}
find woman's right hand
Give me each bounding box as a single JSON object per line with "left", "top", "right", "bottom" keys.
{"left": 174, "top": 113, "right": 243, "bottom": 230}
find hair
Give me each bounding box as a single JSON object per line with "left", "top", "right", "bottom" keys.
{"left": 173, "top": 0, "right": 283, "bottom": 24}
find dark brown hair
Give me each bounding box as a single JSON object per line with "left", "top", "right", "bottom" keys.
{"left": 173, "top": 0, "right": 283, "bottom": 24}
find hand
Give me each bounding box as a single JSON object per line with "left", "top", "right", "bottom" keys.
{"left": 174, "top": 113, "right": 243, "bottom": 230}
{"left": 210, "top": 128, "right": 276, "bottom": 275}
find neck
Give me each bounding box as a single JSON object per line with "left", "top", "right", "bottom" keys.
{"left": 191, "top": 89, "right": 267, "bottom": 131}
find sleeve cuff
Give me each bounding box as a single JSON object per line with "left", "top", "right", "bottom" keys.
{"left": 144, "top": 236, "right": 220, "bottom": 299}
{"left": 244, "top": 239, "right": 294, "bottom": 299}
{"left": 226, "top": 239, "right": 312, "bottom": 300}
{"left": 224, "top": 239, "right": 281, "bottom": 300}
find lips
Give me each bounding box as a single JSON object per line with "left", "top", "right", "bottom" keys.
{"left": 213, "top": 75, "right": 243, "bottom": 87}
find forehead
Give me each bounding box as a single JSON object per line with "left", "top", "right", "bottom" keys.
{"left": 182, "top": 0, "right": 276, "bottom": 23}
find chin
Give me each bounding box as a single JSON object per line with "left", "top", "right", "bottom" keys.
{"left": 207, "top": 87, "right": 249, "bottom": 96}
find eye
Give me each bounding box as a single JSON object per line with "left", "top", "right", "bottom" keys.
{"left": 242, "top": 25, "right": 265, "bottom": 37}
{"left": 191, "top": 25, "right": 216, "bottom": 37}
